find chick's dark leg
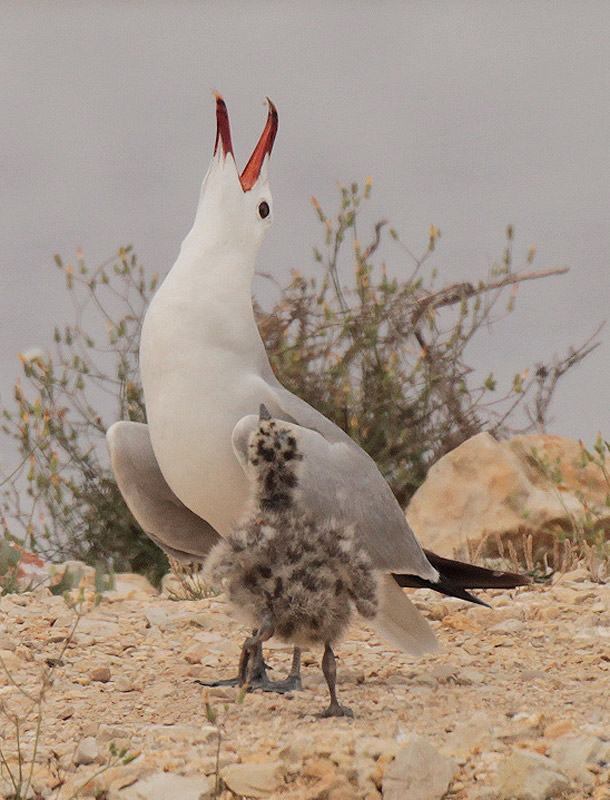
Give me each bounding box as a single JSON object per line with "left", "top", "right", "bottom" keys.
{"left": 198, "top": 638, "right": 303, "bottom": 694}
{"left": 240, "top": 626, "right": 302, "bottom": 694}
{"left": 197, "top": 630, "right": 269, "bottom": 689}
{"left": 319, "top": 643, "right": 353, "bottom": 718}
{"left": 262, "top": 646, "right": 302, "bottom": 693}
{"left": 239, "top": 620, "right": 275, "bottom": 685}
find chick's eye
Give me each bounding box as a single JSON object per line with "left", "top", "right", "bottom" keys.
{"left": 258, "top": 201, "right": 270, "bottom": 219}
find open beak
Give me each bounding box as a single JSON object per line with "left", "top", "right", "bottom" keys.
{"left": 214, "top": 94, "right": 278, "bottom": 192}
{"left": 214, "top": 92, "right": 235, "bottom": 158}
{"left": 240, "top": 98, "right": 278, "bottom": 191}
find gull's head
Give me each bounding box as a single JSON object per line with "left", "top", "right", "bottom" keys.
{"left": 190, "top": 94, "right": 278, "bottom": 266}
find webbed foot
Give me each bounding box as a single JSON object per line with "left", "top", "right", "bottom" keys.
{"left": 318, "top": 701, "right": 354, "bottom": 718}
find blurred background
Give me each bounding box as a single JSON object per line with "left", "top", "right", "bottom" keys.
{"left": 2, "top": 0, "right": 609, "bottom": 471}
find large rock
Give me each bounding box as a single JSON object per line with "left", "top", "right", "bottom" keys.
{"left": 382, "top": 737, "right": 457, "bottom": 800}
{"left": 407, "top": 432, "right": 610, "bottom": 563}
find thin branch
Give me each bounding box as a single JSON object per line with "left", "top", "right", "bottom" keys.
{"left": 412, "top": 266, "right": 569, "bottom": 324}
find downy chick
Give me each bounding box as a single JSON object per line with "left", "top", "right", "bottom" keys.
{"left": 204, "top": 404, "right": 378, "bottom": 717}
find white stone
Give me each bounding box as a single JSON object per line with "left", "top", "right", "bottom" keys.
{"left": 221, "top": 761, "right": 285, "bottom": 798}
{"left": 490, "top": 619, "right": 525, "bottom": 634}
{"left": 144, "top": 607, "right": 169, "bottom": 627}
{"left": 74, "top": 736, "right": 99, "bottom": 765}
{"left": 382, "top": 737, "right": 458, "bottom": 800}
{"left": 112, "top": 772, "right": 214, "bottom": 800}
{"left": 354, "top": 736, "right": 401, "bottom": 760}
{"left": 114, "top": 676, "right": 136, "bottom": 692}
{"left": 78, "top": 617, "right": 122, "bottom": 638}
{"left": 444, "top": 712, "right": 495, "bottom": 757}
{"left": 280, "top": 734, "right": 316, "bottom": 764}
{"left": 97, "top": 723, "right": 131, "bottom": 744}
{"left": 113, "top": 573, "right": 157, "bottom": 597}
{"left": 457, "top": 666, "right": 486, "bottom": 685}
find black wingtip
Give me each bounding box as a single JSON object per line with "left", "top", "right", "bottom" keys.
{"left": 423, "top": 549, "right": 531, "bottom": 589}
{"left": 393, "top": 573, "right": 491, "bottom": 606}
{"left": 393, "top": 549, "right": 530, "bottom": 606}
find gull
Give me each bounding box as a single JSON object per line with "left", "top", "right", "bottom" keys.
{"left": 204, "top": 404, "right": 379, "bottom": 716}
{"left": 107, "top": 95, "right": 527, "bottom": 686}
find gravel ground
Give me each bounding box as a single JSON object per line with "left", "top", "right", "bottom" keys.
{"left": 1, "top": 568, "right": 609, "bottom": 799}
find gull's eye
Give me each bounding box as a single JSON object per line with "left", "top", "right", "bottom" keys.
{"left": 258, "top": 201, "right": 270, "bottom": 219}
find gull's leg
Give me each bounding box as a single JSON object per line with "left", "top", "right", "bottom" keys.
{"left": 318, "top": 643, "right": 353, "bottom": 718}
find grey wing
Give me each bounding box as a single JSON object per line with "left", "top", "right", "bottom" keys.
{"left": 106, "top": 421, "right": 221, "bottom": 563}
{"left": 233, "top": 397, "right": 438, "bottom": 582}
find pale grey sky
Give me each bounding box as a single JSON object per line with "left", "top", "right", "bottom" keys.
{"left": 1, "top": 0, "right": 609, "bottom": 470}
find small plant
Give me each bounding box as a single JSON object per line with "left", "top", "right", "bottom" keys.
{"left": 203, "top": 685, "right": 247, "bottom": 799}
{"left": 1, "top": 247, "right": 167, "bottom": 584}
{"left": 203, "top": 689, "right": 223, "bottom": 799}
{"left": 165, "top": 556, "right": 217, "bottom": 602}
{"left": 0, "top": 539, "right": 25, "bottom": 595}
{"left": 527, "top": 435, "right": 610, "bottom": 579}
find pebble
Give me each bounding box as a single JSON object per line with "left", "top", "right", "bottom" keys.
{"left": 520, "top": 668, "right": 546, "bottom": 682}
{"left": 114, "top": 676, "right": 136, "bottom": 692}
{"left": 90, "top": 665, "right": 112, "bottom": 682}
{"left": 543, "top": 719, "right": 574, "bottom": 739}
{"left": 280, "top": 734, "right": 316, "bottom": 764}
{"left": 97, "top": 723, "right": 131, "bottom": 743}
{"left": 490, "top": 618, "right": 525, "bottom": 633}
{"left": 444, "top": 711, "right": 494, "bottom": 757}
{"left": 144, "top": 607, "right": 169, "bottom": 628}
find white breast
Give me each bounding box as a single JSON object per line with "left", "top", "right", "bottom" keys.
{"left": 140, "top": 267, "right": 273, "bottom": 535}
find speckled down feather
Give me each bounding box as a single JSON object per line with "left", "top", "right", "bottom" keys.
{"left": 204, "top": 417, "right": 378, "bottom": 648}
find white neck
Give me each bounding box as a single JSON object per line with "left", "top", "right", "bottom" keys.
{"left": 141, "top": 215, "right": 275, "bottom": 388}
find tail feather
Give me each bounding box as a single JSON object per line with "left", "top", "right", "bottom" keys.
{"left": 393, "top": 549, "right": 530, "bottom": 607}
{"left": 370, "top": 574, "right": 439, "bottom": 655}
